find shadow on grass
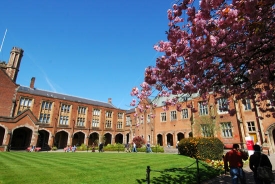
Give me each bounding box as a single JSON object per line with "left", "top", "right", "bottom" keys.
{"left": 136, "top": 162, "right": 221, "bottom": 184}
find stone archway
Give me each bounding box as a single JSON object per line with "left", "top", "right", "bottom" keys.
{"left": 88, "top": 132, "right": 99, "bottom": 146}
{"left": 104, "top": 133, "right": 112, "bottom": 145}
{"left": 157, "top": 134, "right": 163, "bottom": 146}
{"left": 177, "top": 132, "right": 185, "bottom": 142}
{"left": 37, "top": 130, "right": 50, "bottom": 151}
{"left": 265, "top": 123, "right": 275, "bottom": 153}
{"left": 115, "top": 133, "right": 123, "bottom": 144}
{"left": 54, "top": 131, "right": 68, "bottom": 149}
{"left": 0, "top": 126, "right": 5, "bottom": 146}
{"left": 126, "top": 133, "right": 130, "bottom": 144}
{"left": 11, "top": 127, "right": 32, "bottom": 150}
{"left": 166, "top": 133, "right": 173, "bottom": 147}
{"left": 72, "top": 132, "right": 85, "bottom": 146}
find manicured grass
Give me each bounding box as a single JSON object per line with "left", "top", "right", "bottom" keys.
{"left": 0, "top": 151, "right": 220, "bottom": 184}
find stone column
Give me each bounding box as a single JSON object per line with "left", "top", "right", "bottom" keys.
{"left": 85, "top": 135, "right": 89, "bottom": 146}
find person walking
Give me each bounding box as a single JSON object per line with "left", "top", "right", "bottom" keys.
{"left": 99, "top": 143, "right": 104, "bottom": 152}
{"left": 249, "top": 144, "right": 273, "bottom": 184}
{"left": 72, "top": 145, "right": 76, "bottom": 152}
{"left": 224, "top": 143, "right": 248, "bottom": 184}
{"left": 146, "top": 142, "right": 152, "bottom": 153}
{"left": 132, "top": 142, "right": 137, "bottom": 153}
{"left": 126, "top": 142, "right": 131, "bottom": 153}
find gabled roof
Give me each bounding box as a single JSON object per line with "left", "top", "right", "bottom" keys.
{"left": 0, "top": 109, "right": 39, "bottom": 124}
{"left": 0, "top": 68, "right": 18, "bottom": 87}
{"left": 18, "top": 86, "right": 119, "bottom": 109}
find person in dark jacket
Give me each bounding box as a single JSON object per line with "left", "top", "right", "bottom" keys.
{"left": 99, "top": 143, "right": 104, "bottom": 152}
{"left": 249, "top": 145, "right": 272, "bottom": 184}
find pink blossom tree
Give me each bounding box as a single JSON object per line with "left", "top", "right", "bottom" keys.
{"left": 131, "top": 0, "right": 275, "bottom": 113}
{"left": 133, "top": 136, "right": 146, "bottom": 148}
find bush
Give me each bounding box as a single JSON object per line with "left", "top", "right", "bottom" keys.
{"left": 178, "top": 137, "right": 224, "bottom": 160}
{"left": 103, "top": 143, "right": 124, "bottom": 151}
{"left": 77, "top": 143, "right": 89, "bottom": 151}
{"left": 81, "top": 143, "right": 165, "bottom": 153}
{"left": 132, "top": 136, "right": 146, "bottom": 148}
{"left": 136, "top": 145, "right": 164, "bottom": 153}
{"left": 151, "top": 144, "right": 164, "bottom": 153}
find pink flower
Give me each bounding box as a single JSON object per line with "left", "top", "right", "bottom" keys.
{"left": 209, "top": 35, "right": 217, "bottom": 47}
{"left": 131, "top": 87, "right": 139, "bottom": 96}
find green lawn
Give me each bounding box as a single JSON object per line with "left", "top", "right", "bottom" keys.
{"left": 0, "top": 151, "right": 220, "bottom": 184}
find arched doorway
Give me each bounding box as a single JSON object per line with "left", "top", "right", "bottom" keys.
{"left": 37, "top": 130, "right": 50, "bottom": 151}
{"left": 0, "top": 126, "right": 5, "bottom": 145}
{"left": 88, "top": 132, "right": 99, "bottom": 146}
{"left": 104, "top": 133, "right": 112, "bottom": 145}
{"left": 72, "top": 132, "right": 85, "bottom": 146}
{"left": 166, "top": 133, "right": 173, "bottom": 147}
{"left": 11, "top": 127, "right": 32, "bottom": 150}
{"left": 177, "top": 132, "right": 184, "bottom": 142}
{"left": 147, "top": 135, "right": 151, "bottom": 142}
{"left": 126, "top": 133, "right": 130, "bottom": 144}
{"left": 54, "top": 131, "right": 68, "bottom": 149}
{"left": 157, "top": 134, "right": 163, "bottom": 146}
{"left": 115, "top": 134, "right": 123, "bottom": 144}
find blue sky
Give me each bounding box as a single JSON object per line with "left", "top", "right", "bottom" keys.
{"left": 0, "top": 0, "right": 187, "bottom": 110}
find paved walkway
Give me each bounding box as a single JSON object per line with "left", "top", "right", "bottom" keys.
{"left": 163, "top": 147, "right": 275, "bottom": 183}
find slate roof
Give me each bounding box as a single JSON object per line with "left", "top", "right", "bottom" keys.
{"left": 18, "top": 86, "right": 120, "bottom": 109}
{"left": 126, "top": 108, "right": 135, "bottom": 114}
{"left": 152, "top": 92, "right": 200, "bottom": 107}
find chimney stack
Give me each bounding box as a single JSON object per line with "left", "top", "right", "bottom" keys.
{"left": 30, "top": 77, "right": 35, "bottom": 89}
{"left": 108, "top": 98, "right": 112, "bottom": 104}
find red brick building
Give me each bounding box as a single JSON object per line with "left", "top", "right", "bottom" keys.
{"left": 127, "top": 84, "right": 275, "bottom": 154}
{"left": 0, "top": 47, "right": 132, "bottom": 151}
{"left": 1, "top": 47, "right": 275, "bottom": 154}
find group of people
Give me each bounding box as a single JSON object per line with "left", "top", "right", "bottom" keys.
{"left": 27, "top": 145, "right": 41, "bottom": 152}
{"left": 64, "top": 145, "right": 76, "bottom": 152}
{"left": 124, "top": 142, "right": 138, "bottom": 153}
{"left": 123, "top": 142, "right": 153, "bottom": 153}
{"left": 224, "top": 143, "right": 273, "bottom": 184}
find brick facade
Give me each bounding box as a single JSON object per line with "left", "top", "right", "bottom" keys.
{"left": 0, "top": 47, "right": 132, "bottom": 151}
{"left": 0, "top": 69, "right": 18, "bottom": 117}
{"left": 0, "top": 47, "right": 274, "bottom": 154}
{"left": 128, "top": 91, "right": 275, "bottom": 154}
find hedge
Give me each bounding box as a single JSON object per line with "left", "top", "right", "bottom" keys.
{"left": 178, "top": 137, "right": 224, "bottom": 160}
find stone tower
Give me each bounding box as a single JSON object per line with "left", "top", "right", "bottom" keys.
{"left": 6, "top": 47, "right": 24, "bottom": 82}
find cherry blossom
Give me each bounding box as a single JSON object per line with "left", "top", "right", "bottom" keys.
{"left": 131, "top": 0, "right": 275, "bottom": 114}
